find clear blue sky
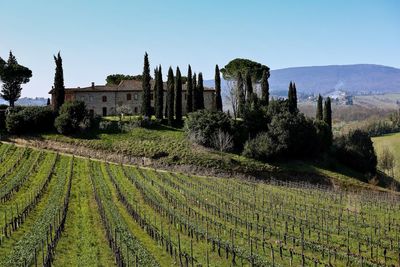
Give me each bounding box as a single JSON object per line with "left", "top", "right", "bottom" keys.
{"left": 0, "top": 0, "right": 399, "bottom": 97}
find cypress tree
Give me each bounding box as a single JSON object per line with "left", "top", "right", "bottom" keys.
{"left": 186, "top": 65, "right": 193, "bottom": 113}
{"left": 175, "top": 66, "right": 182, "bottom": 124}
{"left": 293, "top": 82, "right": 298, "bottom": 110}
{"left": 215, "top": 65, "right": 223, "bottom": 111}
{"left": 197, "top": 72, "right": 205, "bottom": 109}
{"left": 192, "top": 72, "right": 198, "bottom": 111}
{"left": 323, "top": 97, "right": 332, "bottom": 129}
{"left": 47, "top": 98, "right": 51, "bottom": 106}
{"left": 288, "top": 82, "right": 295, "bottom": 113}
{"left": 141, "top": 52, "right": 151, "bottom": 117}
{"left": 245, "top": 71, "right": 253, "bottom": 101}
{"left": 237, "top": 72, "right": 245, "bottom": 118}
{"left": 153, "top": 67, "right": 158, "bottom": 116}
{"left": 167, "top": 67, "right": 175, "bottom": 125}
{"left": 316, "top": 94, "right": 323, "bottom": 120}
{"left": 261, "top": 69, "right": 269, "bottom": 106}
{"left": 53, "top": 52, "right": 65, "bottom": 112}
{"left": 155, "top": 65, "right": 164, "bottom": 119}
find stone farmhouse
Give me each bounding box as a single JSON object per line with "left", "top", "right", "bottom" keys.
{"left": 50, "top": 80, "right": 215, "bottom": 116}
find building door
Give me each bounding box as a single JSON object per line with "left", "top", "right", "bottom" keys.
{"left": 102, "top": 107, "right": 107, "bottom": 116}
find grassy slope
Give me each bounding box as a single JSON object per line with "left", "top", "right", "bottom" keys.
{"left": 52, "top": 158, "right": 116, "bottom": 266}
{"left": 373, "top": 132, "right": 400, "bottom": 180}
{"left": 36, "top": 126, "right": 384, "bottom": 191}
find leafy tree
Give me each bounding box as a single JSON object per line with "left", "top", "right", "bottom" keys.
{"left": 186, "top": 65, "right": 193, "bottom": 113}
{"left": 54, "top": 101, "right": 88, "bottom": 134}
{"left": 261, "top": 69, "right": 269, "bottom": 106}
{"left": 214, "top": 65, "right": 223, "bottom": 111}
{"left": 192, "top": 73, "right": 198, "bottom": 111}
{"left": 220, "top": 58, "right": 270, "bottom": 82}
{"left": 323, "top": 96, "right": 332, "bottom": 129}
{"left": 155, "top": 65, "right": 164, "bottom": 119}
{"left": 245, "top": 71, "right": 253, "bottom": 102}
{"left": 0, "top": 51, "right": 32, "bottom": 107}
{"left": 141, "top": 52, "right": 151, "bottom": 117}
{"left": 237, "top": 72, "right": 245, "bottom": 118}
{"left": 316, "top": 94, "right": 323, "bottom": 120}
{"left": 106, "top": 74, "right": 135, "bottom": 85}
{"left": 175, "top": 66, "right": 183, "bottom": 124}
{"left": 167, "top": 67, "right": 175, "bottom": 125}
{"left": 185, "top": 110, "right": 232, "bottom": 148}
{"left": 333, "top": 130, "right": 377, "bottom": 176}
{"left": 6, "top": 106, "right": 55, "bottom": 134}
{"left": 52, "top": 52, "right": 65, "bottom": 112}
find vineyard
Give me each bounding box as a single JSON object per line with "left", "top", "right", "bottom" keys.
{"left": 0, "top": 142, "right": 399, "bottom": 266}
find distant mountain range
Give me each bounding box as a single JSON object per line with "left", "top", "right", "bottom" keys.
{"left": 205, "top": 64, "right": 400, "bottom": 97}
{"left": 0, "top": 97, "right": 47, "bottom": 106}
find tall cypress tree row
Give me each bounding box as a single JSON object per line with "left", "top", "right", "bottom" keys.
{"left": 323, "top": 97, "right": 332, "bottom": 129}
{"left": 155, "top": 65, "right": 164, "bottom": 119}
{"left": 175, "top": 66, "right": 182, "bottom": 123}
{"left": 53, "top": 52, "right": 65, "bottom": 112}
{"left": 245, "top": 71, "right": 253, "bottom": 101}
{"left": 197, "top": 72, "right": 205, "bottom": 109}
{"left": 237, "top": 72, "right": 245, "bottom": 118}
{"left": 261, "top": 69, "right": 269, "bottom": 106}
{"left": 141, "top": 52, "right": 151, "bottom": 117}
{"left": 167, "top": 67, "right": 175, "bottom": 125}
{"left": 186, "top": 65, "right": 193, "bottom": 113}
{"left": 214, "top": 64, "right": 223, "bottom": 111}
{"left": 316, "top": 94, "right": 323, "bottom": 120}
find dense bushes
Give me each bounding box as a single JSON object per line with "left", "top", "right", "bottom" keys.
{"left": 185, "top": 110, "right": 232, "bottom": 148}
{"left": 54, "top": 101, "right": 87, "bottom": 134}
{"left": 6, "top": 106, "right": 55, "bottom": 134}
{"left": 332, "top": 129, "right": 377, "bottom": 176}
{"left": 243, "top": 112, "right": 321, "bottom": 160}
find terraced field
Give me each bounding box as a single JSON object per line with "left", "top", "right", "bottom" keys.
{"left": 0, "top": 142, "right": 399, "bottom": 266}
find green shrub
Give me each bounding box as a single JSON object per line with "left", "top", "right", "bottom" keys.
{"left": 6, "top": 106, "right": 55, "bottom": 134}
{"left": 185, "top": 110, "right": 232, "bottom": 147}
{"left": 54, "top": 101, "right": 87, "bottom": 134}
{"left": 243, "top": 112, "right": 318, "bottom": 161}
{"left": 332, "top": 129, "right": 377, "bottom": 176}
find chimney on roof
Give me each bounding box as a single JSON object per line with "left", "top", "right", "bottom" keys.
{"left": 91, "top": 82, "right": 95, "bottom": 89}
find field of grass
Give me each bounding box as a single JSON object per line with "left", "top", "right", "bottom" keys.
{"left": 38, "top": 124, "right": 276, "bottom": 175}
{"left": 0, "top": 143, "right": 399, "bottom": 266}
{"left": 373, "top": 132, "right": 400, "bottom": 180}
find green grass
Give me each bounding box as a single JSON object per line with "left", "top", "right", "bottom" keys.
{"left": 373, "top": 132, "right": 400, "bottom": 180}
{"left": 52, "top": 158, "right": 116, "bottom": 266}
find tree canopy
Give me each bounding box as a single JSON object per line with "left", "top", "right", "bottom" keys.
{"left": 221, "top": 58, "right": 270, "bottom": 82}
{"left": 0, "top": 51, "right": 32, "bottom": 107}
{"left": 106, "top": 74, "right": 151, "bottom": 85}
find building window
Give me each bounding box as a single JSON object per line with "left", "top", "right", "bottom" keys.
{"left": 89, "top": 96, "right": 94, "bottom": 102}
{"left": 184, "top": 93, "right": 187, "bottom": 100}
{"left": 134, "top": 107, "right": 138, "bottom": 114}
{"left": 150, "top": 93, "right": 154, "bottom": 100}
{"left": 89, "top": 109, "right": 94, "bottom": 117}
{"left": 102, "top": 107, "right": 107, "bottom": 116}
{"left": 80, "top": 96, "right": 85, "bottom": 101}
{"left": 102, "top": 96, "right": 107, "bottom": 102}
{"left": 134, "top": 93, "right": 138, "bottom": 100}
{"left": 127, "top": 93, "right": 132, "bottom": 100}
